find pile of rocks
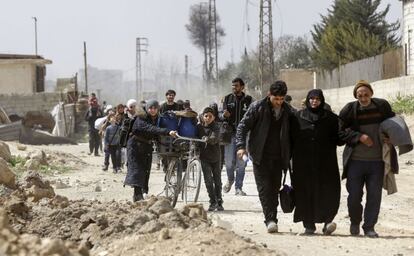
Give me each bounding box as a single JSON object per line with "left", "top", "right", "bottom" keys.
{"left": 0, "top": 140, "right": 16, "bottom": 189}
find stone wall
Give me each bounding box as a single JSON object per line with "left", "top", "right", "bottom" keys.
{"left": 0, "top": 92, "right": 63, "bottom": 117}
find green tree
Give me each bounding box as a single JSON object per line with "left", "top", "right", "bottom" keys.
{"left": 218, "top": 35, "right": 310, "bottom": 96}
{"left": 275, "top": 35, "right": 312, "bottom": 70}
{"left": 311, "top": 0, "right": 400, "bottom": 70}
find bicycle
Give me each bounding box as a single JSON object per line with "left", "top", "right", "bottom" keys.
{"left": 162, "top": 135, "right": 206, "bottom": 207}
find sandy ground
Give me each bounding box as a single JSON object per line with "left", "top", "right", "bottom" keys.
{"left": 7, "top": 135, "right": 414, "bottom": 256}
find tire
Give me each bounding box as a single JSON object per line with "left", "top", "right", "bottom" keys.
{"left": 183, "top": 159, "right": 202, "bottom": 204}
{"left": 164, "top": 158, "right": 181, "bottom": 207}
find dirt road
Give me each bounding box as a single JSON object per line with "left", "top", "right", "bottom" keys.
{"left": 8, "top": 140, "right": 414, "bottom": 256}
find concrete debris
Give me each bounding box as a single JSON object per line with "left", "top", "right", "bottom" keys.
{"left": 17, "top": 144, "right": 27, "bottom": 151}
{"left": 0, "top": 157, "right": 16, "bottom": 189}
{"left": 0, "top": 140, "right": 12, "bottom": 162}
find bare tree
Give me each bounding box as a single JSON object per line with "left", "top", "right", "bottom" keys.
{"left": 185, "top": 3, "right": 225, "bottom": 82}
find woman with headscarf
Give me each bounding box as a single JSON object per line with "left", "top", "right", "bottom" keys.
{"left": 124, "top": 100, "right": 177, "bottom": 202}
{"left": 290, "top": 89, "right": 343, "bottom": 235}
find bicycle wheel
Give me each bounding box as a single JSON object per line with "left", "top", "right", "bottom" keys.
{"left": 183, "top": 159, "right": 202, "bottom": 204}
{"left": 164, "top": 158, "right": 181, "bottom": 207}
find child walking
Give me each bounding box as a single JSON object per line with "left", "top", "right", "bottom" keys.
{"left": 104, "top": 116, "right": 121, "bottom": 173}
{"left": 197, "top": 107, "right": 224, "bottom": 211}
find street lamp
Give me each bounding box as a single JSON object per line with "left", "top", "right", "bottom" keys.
{"left": 32, "top": 17, "right": 38, "bottom": 55}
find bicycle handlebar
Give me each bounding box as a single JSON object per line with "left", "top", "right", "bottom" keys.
{"left": 174, "top": 134, "right": 207, "bottom": 144}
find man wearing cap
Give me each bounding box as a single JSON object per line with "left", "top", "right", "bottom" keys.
{"left": 124, "top": 100, "right": 177, "bottom": 202}
{"left": 222, "top": 77, "right": 253, "bottom": 196}
{"left": 236, "top": 81, "right": 295, "bottom": 233}
{"left": 339, "top": 80, "right": 395, "bottom": 238}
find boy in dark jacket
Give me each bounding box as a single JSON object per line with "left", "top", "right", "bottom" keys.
{"left": 197, "top": 107, "right": 223, "bottom": 211}
{"left": 104, "top": 116, "right": 121, "bottom": 173}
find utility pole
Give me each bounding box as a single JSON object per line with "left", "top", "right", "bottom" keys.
{"left": 185, "top": 55, "right": 189, "bottom": 88}
{"left": 136, "top": 37, "right": 148, "bottom": 100}
{"left": 208, "top": 0, "right": 219, "bottom": 89}
{"left": 32, "top": 17, "right": 38, "bottom": 55}
{"left": 259, "top": 0, "right": 275, "bottom": 96}
{"left": 83, "top": 41, "right": 88, "bottom": 94}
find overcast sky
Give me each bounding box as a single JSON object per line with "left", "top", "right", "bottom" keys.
{"left": 0, "top": 0, "right": 402, "bottom": 81}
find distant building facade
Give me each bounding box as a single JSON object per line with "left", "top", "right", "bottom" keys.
{"left": 0, "top": 54, "right": 52, "bottom": 95}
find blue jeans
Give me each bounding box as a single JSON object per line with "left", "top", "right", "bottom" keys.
{"left": 224, "top": 135, "right": 246, "bottom": 189}
{"left": 346, "top": 160, "right": 384, "bottom": 231}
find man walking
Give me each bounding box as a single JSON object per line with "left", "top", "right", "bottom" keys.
{"left": 85, "top": 93, "right": 103, "bottom": 156}
{"left": 222, "top": 78, "right": 253, "bottom": 196}
{"left": 339, "top": 80, "right": 395, "bottom": 238}
{"left": 160, "top": 89, "right": 182, "bottom": 113}
{"left": 236, "top": 81, "right": 294, "bottom": 233}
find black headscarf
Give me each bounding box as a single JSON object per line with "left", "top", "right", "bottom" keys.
{"left": 305, "top": 89, "right": 325, "bottom": 112}
{"left": 303, "top": 89, "right": 326, "bottom": 122}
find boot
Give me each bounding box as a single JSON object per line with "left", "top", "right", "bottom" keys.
{"left": 216, "top": 198, "right": 224, "bottom": 211}
{"left": 102, "top": 165, "right": 108, "bottom": 171}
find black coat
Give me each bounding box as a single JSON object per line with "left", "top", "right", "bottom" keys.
{"left": 222, "top": 92, "right": 253, "bottom": 132}
{"left": 124, "top": 114, "right": 169, "bottom": 190}
{"left": 84, "top": 107, "right": 103, "bottom": 131}
{"left": 290, "top": 108, "right": 343, "bottom": 223}
{"left": 236, "top": 97, "right": 295, "bottom": 168}
{"left": 339, "top": 98, "right": 395, "bottom": 179}
{"left": 197, "top": 122, "right": 221, "bottom": 163}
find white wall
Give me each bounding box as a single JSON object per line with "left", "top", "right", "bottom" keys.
{"left": 403, "top": 0, "right": 414, "bottom": 75}
{"left": 0, "top": 63, "right": 35, "bottom": 94}
{"left": 323, "top": 76, "right": 414, "bottom": 112}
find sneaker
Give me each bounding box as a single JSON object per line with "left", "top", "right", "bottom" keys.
{"left": 223, "top": 180, "right": 234, "bottom": 193}
{"left": 235, "top": 188, "right": 247, "bottom": 196}
{"left": 364, "top": 229, "right": 379, "bottom": 238}
{"left": 266, "top": 221, "right": 278, "bottom": 233}
{"left": 112, "top": 169, "right": 117, "bottom": 174}
{"left": 322, "top": 222, "right": 337, "bottom": 235}
{"left": 102, "top": 165, "right": 108, "bottom": 171}
{"left": 350, "top": 224, "right": 360, "bottom": 236}
{"left": 216, "top": 203, "right": 224, "bottom": 211}
{"left": 208, "top": 203, "right": 217, "bottom": 212}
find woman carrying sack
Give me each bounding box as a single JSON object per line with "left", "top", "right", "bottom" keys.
{"left": 290, "top": 89, "right": 343, "bottom": 235}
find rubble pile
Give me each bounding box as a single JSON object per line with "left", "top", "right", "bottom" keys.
{"left": 14, "top": 148, "right": 87, "bottom": 172}
{"left": 0, "top": 208, "right": 88, "bottom": 256}
{"left": 0, "top": 175, "right": 278, "bottom": 256}
{"left": 0, "top": 149, "right": 278, "bottom": 255}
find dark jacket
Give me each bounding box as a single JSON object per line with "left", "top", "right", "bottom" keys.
{"left": 222, "top": 92, "right": 253, "bottom": 132}
{"left": 160, "top": 102, "right": 182, "bottom": 114}
{"left": 197, "top": 122, "right": 221, "bottom": 163}
{"left": 124, "top": 113, "right": 170, "bottom": 189}
{"left": 84, "top": 106, "right": 103, "bottom": 131}
{"left": 290, "top": 108, "right": 343, "bottom": 223}
{"left": 339, "top": 98, "right": 395, "bottom": 179}
{"left": 104, "top": 124, "right": 120, "bottom": 146}
{"left": 236, "top": 97, "right": 295, "bottom": 168}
